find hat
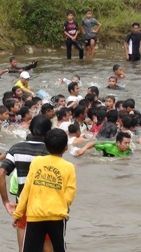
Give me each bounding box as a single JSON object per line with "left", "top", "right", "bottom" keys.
{"left": 20, "top": 71, "right": 30, "bottom": 79}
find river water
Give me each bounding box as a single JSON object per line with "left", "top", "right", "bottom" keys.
{"left": 0, "top": 49, "right": 141, "bottom": 252}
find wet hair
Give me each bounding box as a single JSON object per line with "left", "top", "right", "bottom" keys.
{"left": 116, "top": 131, "right": 131, "bottom": 143}
{"left": 88, "top": 86, "right": 99, "bottom": 97}
{"left": 29, "top": 115, "right": 52, "bottom": 137}
{"left": 105, "top": 95, "right": 115, "bottom": 103}
{"left": 68, "top": 82, "right": 78, "bottom": 93}
{"left": 122, "top": 99, "right": 135, "bottom": 110}
{"left": 87, "top": 107, "right": 97, "bottom": 120}
{"left": 0, "top": 105, "right": 8, "bottom": 114}
{"left": 12, "top": 86, "right": 22, "bottom": 94}
{"left": 118, "top": 110, "right": 128, "bottom": 120}
{"left": 55, "top": 94, "right": 65, "bottom": 103}
{"left": 5, "top": 98, "right": 17, "bottom": 112}
{"left": 66, "top": 9, "right": 75, "bottom": 17}
{"left": 122, "top": 115, "right": 138, "bottom": 129}
{"left": 79, "top": 99, "right": 89, "bottom": 107}
{"left": 72, "top": 74, "right": 80, "bottom": 81}
{"left": 108, "top": 76, "right": 117, "bottom": 82}
{"left": 19, "top": 106, "right": 30, "bottom": 119}
{"left": 9, "top": 56, "right": 16, "bottom": 63}
{"left": 68, "top": 123, "right": 80, "bottom": 134}
{"left": 73, "top": 105, "right": 86, "bottom": 118}
{"left": 32, "top": 97, "right": 42, "bottom": 104}
{"left": 25, "top": 100, "right": 35, "bottom": 109}
{"left": 41, "top": 103, "right": 54, "bottom": 115}
{"left": 2, "top": 91, "right": 13, "bottom": 106}
{"left": 115, "top": 100, "right": 124, "bottom": 110}
{"left": 56, "top": 107, "right": 69, "bottom": 121}
{"left": 106, "top": 109, "right": 118, "bottom": 123}
{"left": 45, "top": 128, "right": 68, "bottom": 154}
{"left": 132, "top": 22, "right": 140, "bottom": 27}
{"left": 113, "top": 64, "right": 120, "bottom": 72}
{"left": 96, "top": 109, "right": 107, "bottom": 125}
{"left": 85, "top": 93, "right": 96, "bottom": 105}
{"left": 22, "top": 93, "right": 32, "bottom": 102}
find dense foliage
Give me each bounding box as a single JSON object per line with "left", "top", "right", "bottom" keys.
{"left": 0, "top": 0, "right": 141, "bottom": 49}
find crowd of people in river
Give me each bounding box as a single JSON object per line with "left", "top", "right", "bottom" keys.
{"left": 0, "top": 7, "right": 141, "bottom": 252}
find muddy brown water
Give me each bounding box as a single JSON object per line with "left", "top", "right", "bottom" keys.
{"left": 0, "top": 49, "right": 141, "bottom": 252}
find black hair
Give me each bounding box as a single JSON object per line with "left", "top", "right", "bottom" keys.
{"left": 79, "top": 98, "right": 89, "bottom": 107}
{"left": 19, "top": 106, "right": 30, "bottom": 119}
{"left": 85, "top": 93, "right": 96, "bottom": 107}
{"left": 106, "top": 109, "right": 118, "bottom": 123}
{"left": 113, "top": 64, "right": 120, "bottom": 72}
{"left": 88, "top": 86, "right": 99, "bottom": 97}
{"left": 115, "top": 100, "right": 124, "bottom": 110}
{"left": 116, "top": 131, "right": 131, "bottom": 142}
{"left": 66, "top": 9, "right": 75, "bottom": 16}
{"left": 0, "top": 105, "right": 8, "bottom": 114}
{"left": 68, "top": 82, "right": 78, "bottom": 93}
{"left": 9, "top": 56, "right": 16, "bottom": 63}
{"left": 122, "top": 99, "right": 135, "bottom": 109}
{"left": 41, "top": 103, "right": 54, "bottom": 115}
{"left": 5, "top": 98, "right": 17, "bottom": 112}
{"left": 73, "top": 105, "right": 86, "bottom": 118}
{"left": 68, "top": 124, "right": 80, "bottom": 134}
{"left": 22, "top": 93, "right": 32, "bottom": 102}
{"left": 96, "top": 109, "right": 107, "bottom": 125}
{"left": 55, "top": 94, "right": 65, "bottom": 103}
{"left": 122, "top": 115, "right": 138, "bottom": 129}
{"left": 108, "top": 76, "right": 117, "bottom": 82}
{"left": 105, "top": 95, "right": 115, "bottom": 103}
{"left": 25, "top": 100, "right": 35, "bottom": 109}
{"left": 132, "top": 22, "right": 140, "bottom": 27}
{"left": 87, "top": 107, "right": 97, "bottom": 120}
{"left": 32, "top": 97, "right": 42, "bottom": 104}
{"left": 2, "top": 91, "right": 13, "bottom": 106}
{"left": 29, "top": 115, "right": 52, "bottom": 137}
{"left": 45, "top": 128, "right": 68, "bottom": 155}
{"left": 56, "top": 108, "right": 69, "bottom": 121}
{"left": 12, "top": 86, "right": 22, "bottom": 94}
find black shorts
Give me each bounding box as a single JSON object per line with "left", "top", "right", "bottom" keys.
{"left": 128, "top": 54, "right": 140, "bottom": 61}
{"left": 85, "top": 37, "right": 97, "bottom": 47}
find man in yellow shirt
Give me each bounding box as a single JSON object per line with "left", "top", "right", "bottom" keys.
{"left": 13, "top": 128, "right": 76, "bottom": 252}
{"left": 15, "top": 71, "right": 34, "bottom": 96}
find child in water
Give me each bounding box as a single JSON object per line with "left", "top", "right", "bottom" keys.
{"left": 107, "top": 76, "right": 124, "bottom": 90}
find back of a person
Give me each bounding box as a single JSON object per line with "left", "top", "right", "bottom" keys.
{"left": 3, "top": 139, "right": 47, "bottom": 197}
{"left": 97, "top": 121, "right": 117, "bottom": 139}
{"left": 25, "top": 154, "right": 75, "bottom": 221}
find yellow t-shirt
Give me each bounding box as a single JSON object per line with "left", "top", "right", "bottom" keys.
{"left": 15, "top": 80, "right": 29, "bottom": 89}
{"left": 13, "top": 155, "right": 76, "bottom": 222}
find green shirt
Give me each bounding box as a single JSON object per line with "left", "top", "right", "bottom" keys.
{"left": 95, "top": 142, "right": 132, "bottom": 157}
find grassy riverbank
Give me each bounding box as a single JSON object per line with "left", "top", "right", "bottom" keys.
{"left": 0, "top": 0, "right": 141, "bottom": 51}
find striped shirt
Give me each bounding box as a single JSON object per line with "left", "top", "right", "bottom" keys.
{"left": 2, "top": 138, "right": 47, "bottom": 197}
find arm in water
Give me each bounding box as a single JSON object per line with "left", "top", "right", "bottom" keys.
{"left": 0, "top": 168, "right": 16, "bottom": 214}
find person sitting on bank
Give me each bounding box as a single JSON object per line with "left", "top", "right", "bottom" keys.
{"left": 15, "top": 71, "right": 34, "bottom": 96}
{"left": 8, "top": 56, "right": 38, "bottom": 73}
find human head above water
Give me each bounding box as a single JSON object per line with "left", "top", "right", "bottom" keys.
{"left": 9, "top": 56, "right": 17, "bottom": 67}
{"left": 29, "top": 114, "right": 52, "bottom": 137}
{"left": 68, "top": 82, "right": 80, "bottom": 96}
{"left": 45, "top": 128, "right": 68, "bottom": 155}
{"left": 116, "top": 131, "right": 131, "bottom": 152}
